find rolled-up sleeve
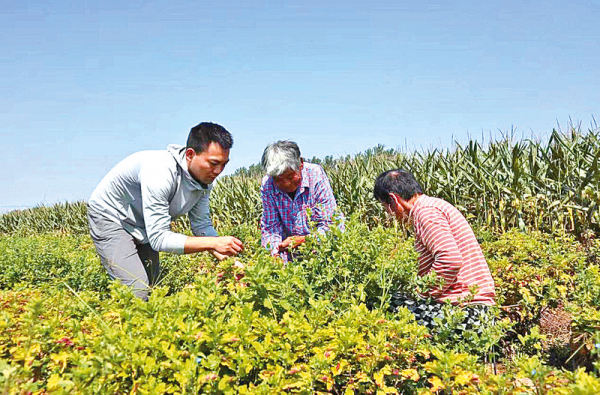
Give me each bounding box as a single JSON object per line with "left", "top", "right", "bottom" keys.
{"left": 189, "top": 191, "right": 218, "bottom": 237}
{"left": 139, "top": 165, "right": 188, "bottom": 254}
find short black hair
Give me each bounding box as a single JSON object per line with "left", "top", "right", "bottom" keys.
{"left": 186, "top": 122, "right": 233, "bottom": 153}
{"left": 373, "top": 169, "right": 423, "bottom": 204}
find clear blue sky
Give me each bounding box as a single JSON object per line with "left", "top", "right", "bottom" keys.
{"left": 1, "top": 0, "right": 599, "bottom": 212}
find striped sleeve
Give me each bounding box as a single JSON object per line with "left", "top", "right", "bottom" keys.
{"left": 415, "top": 206, "right": 462, "bottom": 297}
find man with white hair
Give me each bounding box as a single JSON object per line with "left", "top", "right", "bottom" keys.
{"left": 260, "top": 141, "right": 344, "bottom": 262}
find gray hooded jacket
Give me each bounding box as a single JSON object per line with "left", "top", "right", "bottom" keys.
{"left": 88, "top": 144, "right": 218, "bottom": 254}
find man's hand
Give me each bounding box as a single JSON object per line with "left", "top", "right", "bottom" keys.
{"left": 212, "top": 236, "right": 244, "bottom": 256}
{"left": 184, "top": 235, "right": 244, "bottom": 255}
{"left": 278, "top": 235, "right": 306, "bottom": 251}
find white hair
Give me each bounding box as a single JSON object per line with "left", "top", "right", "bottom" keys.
{"left": 261, "top": 141, "right": 302, "bottom": 177}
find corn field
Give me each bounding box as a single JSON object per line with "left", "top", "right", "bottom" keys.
{"left": 0, "top": 201, "right": 88, "bottom": 236}
{"left": 2, "top": 126, "right": 599, "bottom": 236}
{"left": 212, "top": 126, "right": 600, "bottom": 236}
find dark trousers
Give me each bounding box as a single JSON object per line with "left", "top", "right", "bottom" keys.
{"left": 390, "top": 292, "right": 491, "bottom": 333}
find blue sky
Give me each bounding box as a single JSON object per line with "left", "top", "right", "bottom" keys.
{"left": 1, "top": 0, "right": 599, "bottom": 211}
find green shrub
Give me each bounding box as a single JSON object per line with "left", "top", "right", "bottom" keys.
{"left": 0, "top": 233, "right": 220, "bottom": 296}
{"left": 294, "top": 214, "right": 419, "bottom": 310}
{"left": 0, "top": 234, "right": 110, "bottom": 292}
{"left": 0, "top": 284, "right": 434, "bottom": 394}
{"left": 2, "top": 285, "right": 599, "bottom": 394}
{"left": 483, "top": 230, "right": 586, "bottom": 322}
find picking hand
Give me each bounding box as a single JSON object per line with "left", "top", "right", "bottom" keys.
{"left": 213, "top": 236, "right": 244, "bottom": 256}
{"left": 278, "top": 235, "right": 306, "bottom": 251}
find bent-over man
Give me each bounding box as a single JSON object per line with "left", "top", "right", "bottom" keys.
{"left": 373, "top": 169, "right": 495, "bottom": 329}
{"left": 260, "top": 141, "right": 344, "bottom": 262}
{"left": 88, "top": 122, "right": 243, "bottom": 299}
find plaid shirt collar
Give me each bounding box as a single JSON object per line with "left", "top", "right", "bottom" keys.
{"left": 273, "top": 166, "right": 310, "bottom": 199}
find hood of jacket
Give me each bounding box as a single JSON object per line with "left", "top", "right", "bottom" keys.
{"left": 167, "top": 144, "right": 211, "bottom": 191}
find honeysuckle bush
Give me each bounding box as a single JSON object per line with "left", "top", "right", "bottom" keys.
{"left": 0, "top": 278, "right": 433, "bottom": 394}
{"left": 0, "top": 216, "right": 420, "bottom": 313}
{"left": 481, "top": 230, "right": 589, "bottom": 323}
{"left": 0, "top": 234, "right": 111, "bottom": 292}
{"left": 284, "top": 214, "right": 420, "bottom": 310}
{"left": 1, "top": 272, "right": 599, "bottom": 394}
{"left": 568, "top": 305, "right": 600, "bottom": 372}
{"left": 480, "top": 230, "right": 600, "bottom": 367}
{"left": 569, "top": 253, "right": 600, "bottom": 369}
{"left": 2, "top": 216, "right": 600, "bottom": 392}
{"left": 0, "top": 233, "right": 212, "bottom": 296}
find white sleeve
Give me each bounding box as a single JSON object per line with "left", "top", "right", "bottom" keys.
{"left": 189, "top": 190, "right": 218, "bottom": 237}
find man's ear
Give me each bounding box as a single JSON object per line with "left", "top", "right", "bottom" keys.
{"left": 299, "top": 158, "right": 304, "bottom": 170}
{"left": 389, "top": 192, "right": 402, "bottom": 209}
{"left": 185, "top": 148, "right": 196, "bottom": 162}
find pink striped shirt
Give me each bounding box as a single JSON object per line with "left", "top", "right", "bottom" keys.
{"left": 410, "top": 195, "right": 495, "bottom": 306}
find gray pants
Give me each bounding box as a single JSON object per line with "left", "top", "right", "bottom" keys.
{"left": 88, "top": 208, "right": 160, "bottom": 300}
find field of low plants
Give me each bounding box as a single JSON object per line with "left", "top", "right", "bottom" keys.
{"left": 1, "top": 126, "right": 600, "bottom": 394}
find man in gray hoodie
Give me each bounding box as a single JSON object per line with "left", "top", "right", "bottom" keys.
{"left": 88, "top": 122, "right": 243, "bottom": 299}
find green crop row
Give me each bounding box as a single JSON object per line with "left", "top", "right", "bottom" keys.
{"left": 0, "top": 201, "right": 89, "bottom": 237}
{"left": 4, "top": 217, "right": 599, "bottom": 323}
{"left": 1, "top": 255, "right": 599, "bottom": 393}
{"left": 1, "top": 285, "right": 598, "bottom": 395}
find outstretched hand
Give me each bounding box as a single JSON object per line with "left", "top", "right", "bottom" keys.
{"left": 213, "top": 236, "right": 244, "bottom": 256}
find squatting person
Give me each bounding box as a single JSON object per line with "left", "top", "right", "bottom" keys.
{"left": 260, "top": 140, "right": 344, "bottom": 262}
{"left": 373, "top": 169, "right": 496, "bottom": 329}
{"left": 87, "top": 122, "right": 244, "bottom": 300}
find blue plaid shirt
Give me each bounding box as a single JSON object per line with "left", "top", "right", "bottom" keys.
{"left": 260, "top": 162, "right": 343, "bottom": 261}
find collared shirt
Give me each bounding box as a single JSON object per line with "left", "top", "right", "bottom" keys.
{"left": 260, "top": 162, "right": 344, "bottom": 261}
{"left": 409, "top": 195, "right": 496, "bottom": 305}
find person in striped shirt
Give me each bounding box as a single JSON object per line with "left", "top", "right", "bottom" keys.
{"left": 373, "top": 169, "right": 495, "bottom": 329}
{"left": 260, "top": 141, "right": 344, "bottom": 262}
